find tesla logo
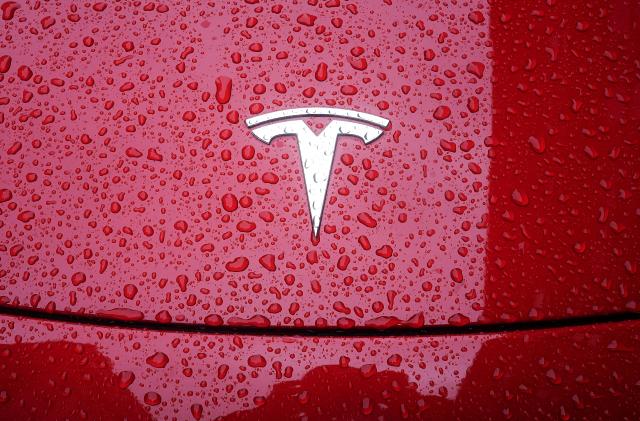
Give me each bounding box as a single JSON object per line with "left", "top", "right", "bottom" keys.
{"left": 246, "top": 107, "right": 389, "bottom": 237}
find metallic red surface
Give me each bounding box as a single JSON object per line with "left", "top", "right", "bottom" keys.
{"left": 0, "top": 315, "right": 638, "bottom": 420}
{"left": 1, "top": 0, "right": 640, "bottom": 417}
{"left": 1, "top": 0, "right": 637, "bottom": 329}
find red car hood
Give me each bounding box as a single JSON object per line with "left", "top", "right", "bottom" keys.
{"left": 1, "top": 315, "right": 638, "bottom": 420}
{"left": 0, "top": 0, "right": 638, "bottom": 329}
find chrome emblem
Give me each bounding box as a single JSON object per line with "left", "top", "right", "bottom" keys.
{"left": 246, "top": 108, "right": 389, "bottom": 237}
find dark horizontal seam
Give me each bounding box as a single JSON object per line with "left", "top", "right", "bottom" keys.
{"left": 0, "top": 304, "right": 638, "bottom": 337}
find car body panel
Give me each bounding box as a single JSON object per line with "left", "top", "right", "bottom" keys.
{"left": 0, "top": 1, "right": 638, "bottom": 329}
{"left": 1, "top": 315, "right": 639, "bottom": 420}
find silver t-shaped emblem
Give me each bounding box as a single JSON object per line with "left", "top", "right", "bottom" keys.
{"left": 246, "top": 108, "right": 389, "bottom": 237}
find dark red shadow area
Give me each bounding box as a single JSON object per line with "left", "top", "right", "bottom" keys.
{"left": 484, "top": 0, "right": 640, "bottom": 323}
{"left": 222, "top": 365, "right": 453, "bottom": 420}
{"left": 0, "top": 341, "right": 151, "bottom": 421}
{"left": 1, "top": 320, "right": 639, "bottom": 420}
{"left": 222, "top": 328, "right": 639, "bottom": 420}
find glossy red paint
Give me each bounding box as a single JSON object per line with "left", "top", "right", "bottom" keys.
{"left": 1, "top": 0, "right": 636, "bottom": 329}
{"left": 0, "top": 0, "right": 639, "bottom": 418}
{"left": 0, "top": 315, "right": 639, "bottom": 420}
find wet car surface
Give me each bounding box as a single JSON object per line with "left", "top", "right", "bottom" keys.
{"left": 2, "top": 316, "right": 640, "bottom": 420}
{"left": 0, "top": 0, "right": 639, "bottom": 419}
{"left": 1, "top": 0, "right": 637, "bottom": 328}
